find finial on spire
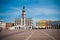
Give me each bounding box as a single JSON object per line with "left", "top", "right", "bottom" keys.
{"left": 22, "top": 6, "right": 25, "bottom": 12}
{"left": 23, "top": 6, "right": 25, "bottom": 9}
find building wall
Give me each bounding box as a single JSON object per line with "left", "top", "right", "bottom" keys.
{"left": 14, "top": 6, "right": 33, "bottom": 29}
{"left": 58, "top": 21, "right": 60, "bottom": 29}
{"left": 51, "top": 21, "right": 58, "bottom": 27}
{"left": 36, "top": 21, "right": 39, "bottom": 26}
{"left": 0, "top": 21, "right": 6, "bottom": 30}
{"left": 15, "top": 19, "right": 33, "bottom": 26}
{"left": 46, "top": 20, "right": 52, "bottom": 27}
{"left": 40, "top": 20, "right": 47, "bottom": 27}
{"left": 6, "top": 23, "right": 14, "bottom": 28}
{"left": 58, "top": 21, "right": 60, "bottom": 27}
{"left": 26, "top": 19, "right": 33, "bottom": 26}
{"left": 15, "top": 19, "right": 21, "bottom": 25}
{"left": 36, "top": 20, "right": 47, "bottom": 28}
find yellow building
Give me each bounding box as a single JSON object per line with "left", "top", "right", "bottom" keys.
{"left": 36, "top": 20, "right": 47, "bottom": 28}
{"left": 40, "top": 20, "right": 47, "bottom": 28}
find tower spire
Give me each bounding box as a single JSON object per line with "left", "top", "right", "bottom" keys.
{"left": 23, "top": 6, "right": 25, "bottom": 9}
{"left": 22, "top": 6, "right": 26, "bottom": 26}
{"left": 22, "top": 6, "right": 25, "bottom": 12}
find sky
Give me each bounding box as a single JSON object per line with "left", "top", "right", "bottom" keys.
{"left": 0, "top": 0, "right": 60, "bottom": 23}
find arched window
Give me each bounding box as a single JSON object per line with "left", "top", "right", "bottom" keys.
{"left": 19, "top": 27, "right": 20, "bottom": 29}
{"left": 15, "top": 27, "right": 16, "bottom": 29}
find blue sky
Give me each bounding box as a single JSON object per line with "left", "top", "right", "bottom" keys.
{"left": 0, "top": 0, "right": 60, "bottom": 23}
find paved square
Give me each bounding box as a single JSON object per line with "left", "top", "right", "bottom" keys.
{"left": 0, "top": 29, "right": 60, "bottom": 40}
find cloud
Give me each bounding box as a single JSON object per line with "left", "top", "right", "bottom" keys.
{"left": 27, "top": 7, "right": 60, "bottom": 16}
{"left": 33, "top": 16, "right": 59, "bottom": 22}
{"left": 0, "top": 7, "right": 22, "bottom": 22}
{"left": 0, "top": 6, "right": 60, "bottom": 22}
{"left": 0, "top": 7, "right": 22, "bottom": 16}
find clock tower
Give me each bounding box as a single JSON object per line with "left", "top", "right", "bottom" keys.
{"left": 22, "top": 6, "right": 26, "bottom": 26}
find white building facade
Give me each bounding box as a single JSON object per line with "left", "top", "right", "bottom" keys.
{"left": 14, "top": 6, "right": 33, "bottom": 30}
{"left": 0, "top": 21, "right": 6, "bottom": 30}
